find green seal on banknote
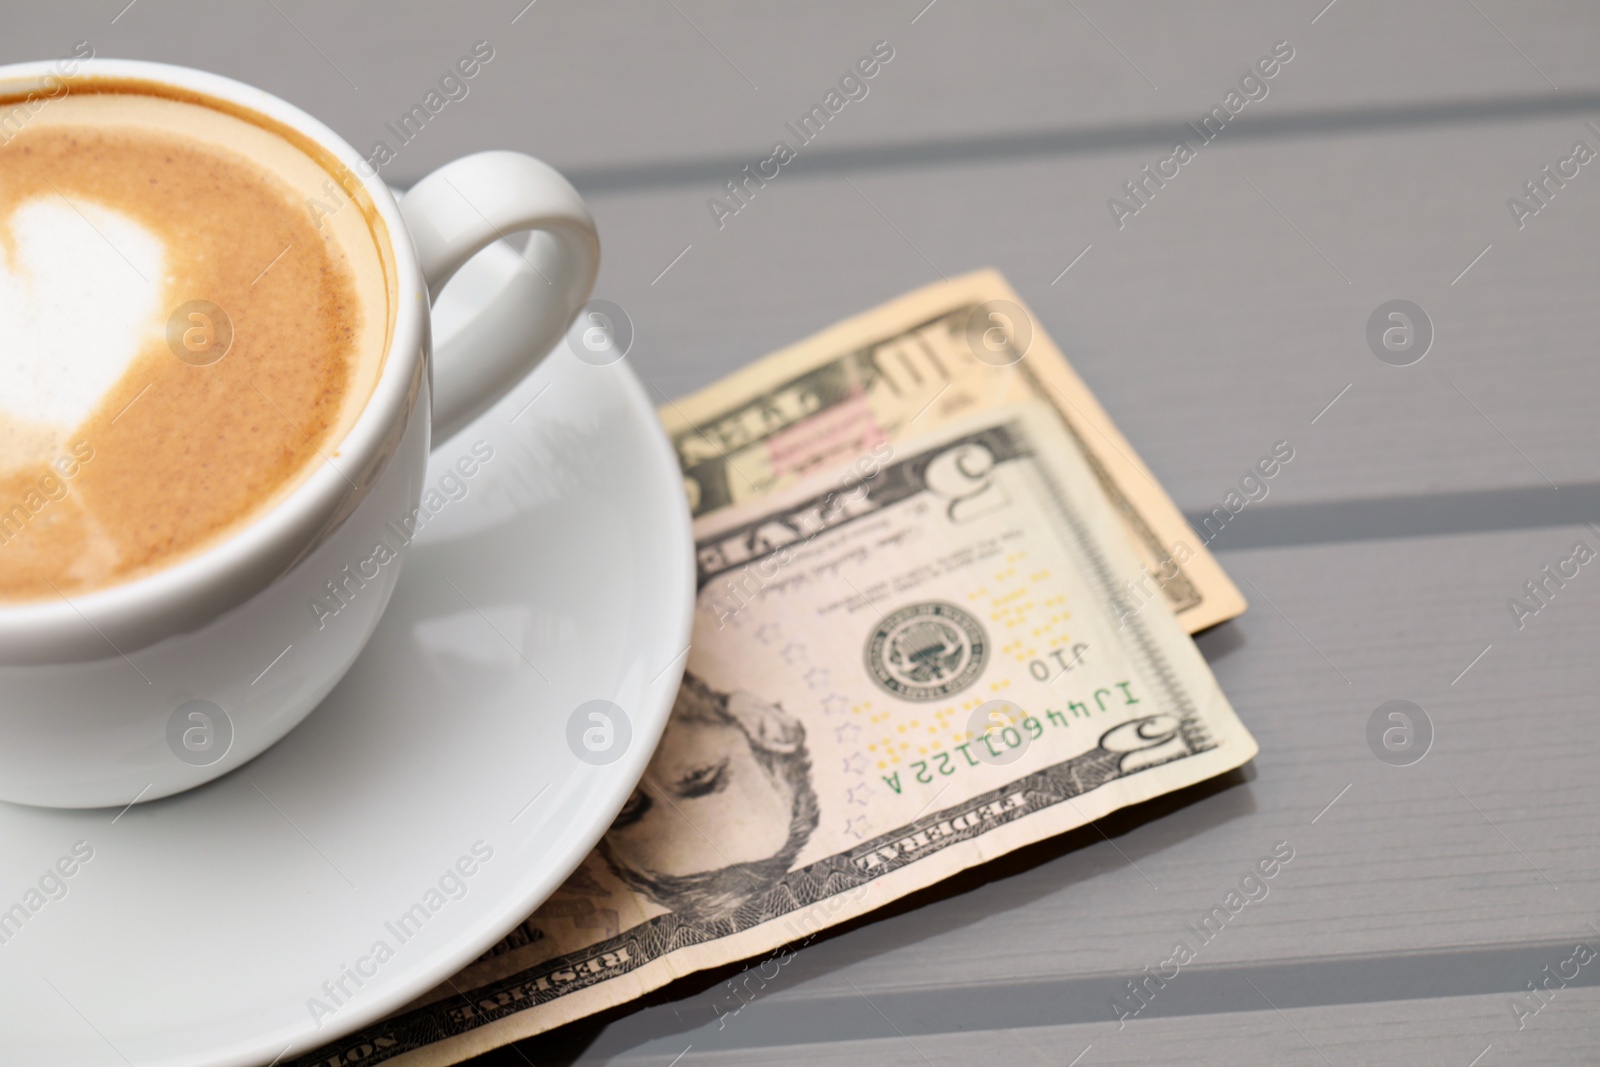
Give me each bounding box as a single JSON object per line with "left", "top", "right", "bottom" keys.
{"left": 864, "top": 600, "right": 989, "bottom": 701}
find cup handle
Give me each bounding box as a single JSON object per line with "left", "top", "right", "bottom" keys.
{"left": 398, "top": 150, "right": 600, "bottom": 445}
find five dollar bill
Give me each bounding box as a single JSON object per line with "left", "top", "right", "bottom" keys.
{"left": 300, "top": 271, "right": 1255, "bottom": 1067}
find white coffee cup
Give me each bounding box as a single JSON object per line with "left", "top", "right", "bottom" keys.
{"left": 0, "top": 59, "right": 600, "bottom": 808}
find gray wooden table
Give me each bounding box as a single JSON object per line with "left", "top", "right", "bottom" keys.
{"left": 12, "top": 2, "right": 1600, "bottom": 1063}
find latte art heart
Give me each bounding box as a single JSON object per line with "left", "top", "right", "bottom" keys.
{"left": 0, "top": 87, "right": 391, "bottom": 602}
{"left": 0, "top": 197, "right": 167, "bottom": 460}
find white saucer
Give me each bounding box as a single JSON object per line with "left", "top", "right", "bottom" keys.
{"left": 0, "top": 242, "right": 694, "bottom": 1066}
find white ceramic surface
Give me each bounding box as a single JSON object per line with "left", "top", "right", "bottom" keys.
{"left": 0, "top": 59, "right": 600, "bottom": 806}
{"left": 0, "top": 240, "right": 695, "bottom": 1065}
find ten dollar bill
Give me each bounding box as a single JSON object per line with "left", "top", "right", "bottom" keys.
{"left": 659, "top": 268, "right": 1245, "bottom": 633}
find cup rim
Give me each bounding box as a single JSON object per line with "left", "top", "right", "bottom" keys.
{"left": 0, "top": 58, "right": 425, "bottom": 665}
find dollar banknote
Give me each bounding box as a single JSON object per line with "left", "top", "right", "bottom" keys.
{"left": 301, "top": 400, "right": 1257, "bottom": 1066}
{"left": 658, "top": 269, "right": 1246, "bottom": 633}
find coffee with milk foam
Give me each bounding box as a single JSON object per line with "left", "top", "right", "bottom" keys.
{"left": 0, "top": 83, "right": 393, "bottom": 601}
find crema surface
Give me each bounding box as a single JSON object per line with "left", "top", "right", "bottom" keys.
{"left": 0, "top": 87, "right": 392, "bottom": 600}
